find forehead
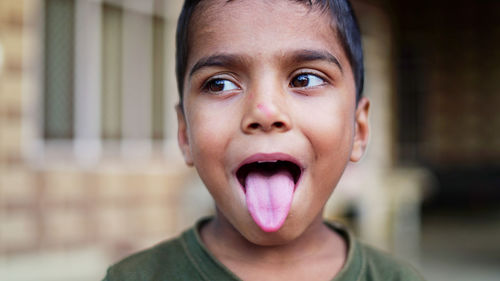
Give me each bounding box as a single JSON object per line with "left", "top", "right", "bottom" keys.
{"left": 187, "top": 0, "right": 348, "bottom": 69}
{"left": 191, "top": 0, "right": 327, "bottom": 28}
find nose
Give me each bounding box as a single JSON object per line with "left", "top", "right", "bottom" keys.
{"left": 241, "top": 88, "right": 292, "bottom": 134}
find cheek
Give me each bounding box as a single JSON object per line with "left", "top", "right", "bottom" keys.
{"left": 189, "top": 113, "right": 228, "bottom": 161}
{"left": 296, "top": 102, "right": 354, "bottom": 215}
{"left": 298, "top": 98, "right": 355, "bottom": 159}
{"left": 186, "top": 100, "right": 241, "bottom": 178}
{"left": 186, "top": 105, "right": 247, "bottom": 213}
{"left": 188, "top": 112, "right": 230, "bottom": 196}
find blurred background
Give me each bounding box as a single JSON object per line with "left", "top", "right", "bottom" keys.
{"left": 0, "top": 0, "right": 499, "bottom": 280}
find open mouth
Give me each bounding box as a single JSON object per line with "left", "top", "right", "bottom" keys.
{"left": 236, "top": 160, "right": 302, "bottom": 190}
{"left": 235, "top": 156, "right": 303, "bottom": 232}
{"left": 235, "top": 154, "right": 304, "bottom": 232}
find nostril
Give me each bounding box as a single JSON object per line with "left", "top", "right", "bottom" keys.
{"left": 249, "top": 123, "right": 260, "bottom": 129}
{"left": 273, "top": 121, "right": 284, "bottom": 129}
{"left": 244, "top": 120, "right": 289, "bottom": 132}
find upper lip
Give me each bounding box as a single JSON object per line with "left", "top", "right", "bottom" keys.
{"left": 234, "top": 152, "right": 304, "bottom": 174}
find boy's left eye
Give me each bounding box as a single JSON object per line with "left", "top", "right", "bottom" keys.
{"left": 290, "top": 73, "right": 325, "bottom": 88}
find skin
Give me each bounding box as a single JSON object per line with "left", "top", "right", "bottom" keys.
{"left": 176, "top": 0, "right": 370, "bottom": 280}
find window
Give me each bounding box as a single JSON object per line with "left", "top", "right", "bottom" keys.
{"left": 101, "top": 4, "right": 122, "bottom": 140}
{"left": 41, "top": 0, "right": 169, "bottom": 161}
{"left": 43, "top": 0, "right": 75, "bottom": 139}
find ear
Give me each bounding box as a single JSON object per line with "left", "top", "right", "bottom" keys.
{"left": 350, "top": 97, "right": 370, "bottom": 162}
{"left": 176, "top": 104, "right": 194, "bottom": 166}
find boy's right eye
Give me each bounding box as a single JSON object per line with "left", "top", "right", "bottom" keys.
{"left": 203, "top": 78, "right": 239, "bottom": 94}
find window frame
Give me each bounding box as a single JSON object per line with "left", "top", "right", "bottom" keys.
{"left": 26, "top": 0, "right": 181, "bottom": 167}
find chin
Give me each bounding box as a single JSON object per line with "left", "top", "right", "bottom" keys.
{"left": 239, "top": 216, "right": 309, "bottom": 247}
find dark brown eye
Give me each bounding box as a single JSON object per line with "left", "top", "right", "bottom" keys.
{"left": 291, "top": 74, "right": 309, "bottom": 87}
{"left": 290, "top": 73, "right": 325, "bottom": 88}
{"left": 204, "top": 79, "right": 238, "bottom": 93}
{"left": 208, "top": 79, "right": 225, "bottom": 92}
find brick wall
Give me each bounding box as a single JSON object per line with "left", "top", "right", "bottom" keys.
{"left": 0, "top": 1, "right": 213, "bottom": 280}
{"left": 0, "top": 0, "right": 28, "bottom": 258}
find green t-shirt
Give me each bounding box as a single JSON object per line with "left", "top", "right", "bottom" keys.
{"left": 103, "top": 217, "right": 425, "bottom": 281}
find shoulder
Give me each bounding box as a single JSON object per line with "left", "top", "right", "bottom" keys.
{"left": 103, "top": 235, "right": 191, "bottom": 281}
{"left": 357, "top": 242, "right": 426, "bottom": 281}
{"left": 325, "top": 221, "right": 426, "bottom": 281}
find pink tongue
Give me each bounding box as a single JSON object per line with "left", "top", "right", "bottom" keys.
{"left": 245, "top": 169, "right": 295, "bottom": 232}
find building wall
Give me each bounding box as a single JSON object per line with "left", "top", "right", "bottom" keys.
{"left": 0, "top": 1, "right": 213, "bottom": 280}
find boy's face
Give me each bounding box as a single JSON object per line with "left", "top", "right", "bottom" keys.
{"left": 177, "top": 0, "right": 369, "bottom": 245}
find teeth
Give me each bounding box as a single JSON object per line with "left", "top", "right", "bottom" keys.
{"left": 257, "top": 160, "right": 278, "bottom": 163}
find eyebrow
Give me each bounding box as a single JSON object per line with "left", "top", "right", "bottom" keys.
{"left": 188, "top": 49, "right": 343, "bottom": 78}
{"left": 189, "top": 54, "right": 249, "bottom": 78}
{"left": 289, "top": 49, "right": 343, "bottom": 73}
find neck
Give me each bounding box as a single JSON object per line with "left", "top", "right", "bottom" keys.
{"left": 201, "top": 210, "right": 344, "bottom": 265}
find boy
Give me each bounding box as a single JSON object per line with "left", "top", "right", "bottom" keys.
{"left": 103, "top": 0, "right": 425, "bottom": 280}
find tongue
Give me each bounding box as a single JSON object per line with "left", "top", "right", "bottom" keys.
{"left": 245, "top": 168, "right": 295, "bottom": 232}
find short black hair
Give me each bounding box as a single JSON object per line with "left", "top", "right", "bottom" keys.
{"left": 175, "top": 0, "right": 364, "bottom": 104}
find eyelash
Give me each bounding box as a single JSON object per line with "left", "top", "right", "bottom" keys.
{"left": 201, "top": 77, "right": 240, "bottom": 94}
{"left": 289, "top": 72, "right": 327, "bottom": 89}
{"left": 200, "top": 71, "right": 328, "bottom": 94}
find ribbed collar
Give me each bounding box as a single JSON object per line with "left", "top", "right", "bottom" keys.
{"left": 181, "top": 217, "right": 363, "bottom": 281}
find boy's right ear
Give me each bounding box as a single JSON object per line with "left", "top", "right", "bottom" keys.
{"left": 176, "top": 104, "right": 194, "bottom": 166}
